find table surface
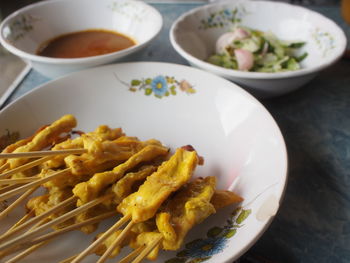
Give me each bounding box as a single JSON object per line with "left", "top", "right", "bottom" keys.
{"left": 3, "top": 2, "right": 350, "bottom": 263}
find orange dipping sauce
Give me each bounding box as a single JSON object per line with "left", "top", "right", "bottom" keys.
{"left": 37, "top": 29, "right": 136, "bottom": 58}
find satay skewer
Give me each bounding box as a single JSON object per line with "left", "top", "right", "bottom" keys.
{"left": 131, "top": 236, "right": 163, "bottom": 263}
{"left": 3, "top": 210, "right": 35, "bottom": 235}
{"left": 0, "top": 177, "right": 38, "bottom": 185}
{"left": 84, "top": 147, "right": 199, "bottom": 263}
{"left": 0, "top": 149, "right": 87, "bottom": 159}
{"left": 0, "top": 156, "right": 53, "bottom": 179}
{"left": 0, "top": 168, "right": 70, "bottom": 202}
{"left": 0, "top": 186, "right": 39, "bottom": 220}
{"left": 0, "top": 195, "right": 76, "bottom": 242}
{"left": 4, "top": 241, "right": 49, "bottom": 263}
{"left": 0, "top": 163, "right": 9, "bottom": 173}
{"left": 72, "top": 214, "right": 131, "bottom": 263}
{"left": 118, "top": 245, "right": 146, "bottom": 263}
{"left": 0, "top": 193, "right": 112, "bottom": 251}
{"left": 2, "top": 211, "right": 117, "bottom": 261}
{"left": 97, "top": 220, "right": 135, "bottom": 263}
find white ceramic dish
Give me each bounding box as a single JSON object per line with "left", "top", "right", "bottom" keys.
{"left": 0, "top": 62, "right": 287, "bottom": 263}
{"left": 170, "top": 0, "right": 347, "bottom": 98}
{"left": 0, "top": 0, "right": 162, "bottom": 78}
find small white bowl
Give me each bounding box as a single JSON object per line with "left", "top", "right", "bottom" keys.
{"left": 170, "top": 0, "right": 347, "bottom": 98}
{"left": 0, "top": 0, "right": 162, "bottom": 78}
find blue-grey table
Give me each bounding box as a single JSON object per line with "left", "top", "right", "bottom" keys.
{"left": 4, "top": 3, "right": 350, "bottom": 263}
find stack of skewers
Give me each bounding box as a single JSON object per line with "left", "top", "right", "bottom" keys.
{"left": 0, "top": 114, "right": 243, "bottom": 263}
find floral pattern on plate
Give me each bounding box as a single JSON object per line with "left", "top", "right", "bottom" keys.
{"left": 199, "top": 7, "right": 247, "bottom": 29}
{"left": 109, "top": 1, "right": 147, "bottom": 22}
{"left": 165, "top": 207, "right": 251, "bottom": 263}
{"left": 6, "top": 15, "right": 40, "bottom": 41}
{"left": 311, "top": 28, "right": 335, "bottom": 57}
{"left": 115, "top": 74, "right": 196, "bottom": 98}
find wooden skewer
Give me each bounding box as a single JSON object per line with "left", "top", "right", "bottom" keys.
{"left": 2, "top": 210, "right": 35, "bottom": 235}
{"left": 0, "top": 168, "right": 70, "bottom": 202}
{"left": 131, "top": 236, "right": 163, "bottom": 263}
{"left": 97, "top": 220, "right": 135, "bottom": 263}
{"left": 4, "top": 241, "right": 49, "bottom": 263}
{"left": 0, "top": 177, "right": 38, "bottom": 186}
{"left": 0, "top": 184, "right": 26, "bottom": 195}
{"left": 0, "top": 163, "right": 9, "bottom": 173}
{"left": 0, "top": 186, "right": 39, "bottom": 221}
{"left": 72, "top": 214, "right": 131, "bottom": 263}
{"left": 59, "top": 254, "right": 79, "bottom": 263}
{"left": 30, "top": 211, "right": 116, "bottom": 245}
{"left": 0, "top": 149, "right": 87, "bottom": 159}
{"left": 0, "top": 195, "right": 76, "bottom": 243}
{"left": 28, "top": 217, "right": 51, "bottom": 232}
{"left": 0, "top": 212, "right": 50, "bottom": 259}
{"left": 0, "top": 194, "right": 112, "bottom": 251}
{"left": 118, "top": 245, "right": 145, "bottom": 263}
{"left": 0, "top": 155, "right": 53, "bottom": 180}
{"left": 2, "top": 211, "right": 117, "bottom": 260}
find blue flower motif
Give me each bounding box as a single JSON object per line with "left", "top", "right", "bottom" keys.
{"left": 151, "top": 75, "right": 168, "bottom": 97}
{"left": 182, "top": 237, "right": 228, "bottom": 259}
{"left": 224, "top": 9, "right": 231, "bottom": 16}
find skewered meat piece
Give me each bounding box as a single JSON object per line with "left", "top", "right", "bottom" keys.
{"left": 44, "top": 125, "right": 124, "bottom": 169}
{"left": 73, "top": 142, "right": 169, "bottom": 206}
{"left": 156, "top": 176, "right": 216, "bottom": 250}
{"left": 210, "top": 189, "right": 243, "bottom": 210}
{"left": 97, "top": 177, "right": 243, "bottom": 260}
{"left": 117, "top": 147, "right": 199, "bottom": 223}
{"left": 41, "top": 137, "right": 157, "bottom": 190}
{"left": 26, "top": 186, "right": 75, "bottom": 229}
{"left": 76, "top": 165, "right": 157, "bottom": 234}
{"left": 6, "top": 114, "right": 77, "bottom": 171}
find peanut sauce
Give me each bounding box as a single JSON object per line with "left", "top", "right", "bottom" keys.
{"left": 36, "top": 29, "right": 136, "bottom": 58}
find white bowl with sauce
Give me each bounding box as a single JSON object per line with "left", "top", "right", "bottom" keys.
{"left": 0, "top": 0, "right": 163, "bottom": 78}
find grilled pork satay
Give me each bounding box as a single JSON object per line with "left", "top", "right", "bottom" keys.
{"left": 76, "top": 165, "right": 157, "bottom": 234}
{"left": 83, "top": 147, "right": 199, "bottom": 260}
{"left": 117, "top": 147, "right": 199, "bottom": 223}
{"left": 130, "top": 177, "right": 243, "bottom": 260}
{"left": 96, "top": 177, "right": 243, "bottom": 260}
{"left": 26, "top": 186, "right": 75, "bottom": 229}
{"left": 72, "top": 142, "right": 169, "bottom": 206}
{"left": 156, "top": 176, "right": 217, "bottom": 251}
{"left": 41, "top": 137, "right": 154, "bottom": 189}
{"left": 210, "top": 189, "right": 243, "bottom": 210}
{"left": 127, "top": 176, "right": 216, "bottom": 260}
{"left": 5, "top": 115, "right": 77, "bottom": 173}
{"left": 43, "top": 125, "right": 124, "bottom": 169}
{"left": 26, "top": 138, "right": 167, "bottom": 234}
{"left": 0, "top": 125, "right": 48, "bottom": 167}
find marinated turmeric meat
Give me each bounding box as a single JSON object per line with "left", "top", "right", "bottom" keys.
{"left": 94, "top": 230, "right": 135, "bottom": 257}
{"left": 130, "top": 232, "right": 163, "bottom": 260}
{"left": 211, "top": 189, "right": 244, "bottom": 210}
{"left": 156, "top": 176, "right": 216, "bottom": 250}
{"left": 41, "top": 137, "right": 150, "bottom": 189}
{"left": 75, "top": 165, "right": 157, "bottom": 233}
{"left": 110, "top": 165, "right": 157, "bottom": 205}
{"left": 73, "top": 143, "right": 169, "bottom": 205}
{"left": 26, "top": 186, "right": 75, "bottom": 229}
{"left": 117, "top": 147, "right": 198, "bottom": 223}
{"left": 64, "top": 137, "right": 146, "bottom": 176}
{"left": 7, "top": 114, "right": 77, "bottom": 170}
{"left": 44, "top": 125, "right": 124, "bottom": 169}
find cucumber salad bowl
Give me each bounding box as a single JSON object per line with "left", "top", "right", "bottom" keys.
{"left": 170, "top": 0, "right": 346, "bottom": 98}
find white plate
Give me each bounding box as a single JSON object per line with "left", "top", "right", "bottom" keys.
{"left": 0, "top": 62, "right": 287, "bottom": 263}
